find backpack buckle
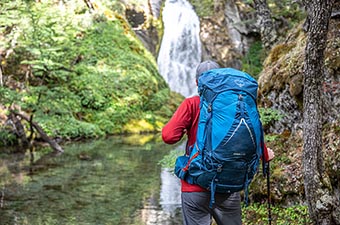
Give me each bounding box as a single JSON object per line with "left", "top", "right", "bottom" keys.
{"left": 208, "top": 104, "right": 212, "bottom": 112}
{"left": 217, "top": 164, "right": 223, "bottom": 172}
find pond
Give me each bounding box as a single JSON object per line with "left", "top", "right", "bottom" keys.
{"left": 0, "top": 134, "right": 185, "bottom": 225}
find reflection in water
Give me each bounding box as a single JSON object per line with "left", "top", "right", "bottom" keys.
{"left": 160, "top": 168, "right": 181, "bottom": 212}
{"left": 139, "top": 169, "right": 182, "bottom": 225}
{"left": 0, "top": 135, "right": 184, "bottom": 225}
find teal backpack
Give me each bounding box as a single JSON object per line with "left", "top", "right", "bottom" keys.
{"left": 175, "top": 68, "right": 265, "bottom": 207}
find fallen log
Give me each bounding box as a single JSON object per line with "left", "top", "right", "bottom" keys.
{"left": 10, "top": 110, "right": 64, "bottom": 153}
{"left": 8, "top": 112, "right": 29, "bottom": 149}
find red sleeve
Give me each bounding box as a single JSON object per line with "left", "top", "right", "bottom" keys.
{"left": 163, "top": 97, "right": 205, "bottom": 192}
{"left": 162, "top": 98, "right": 193, "bottom": 144}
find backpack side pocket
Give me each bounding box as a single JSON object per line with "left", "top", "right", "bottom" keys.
{"left": 174, "top": 155, "right": 189, "bottom": 180}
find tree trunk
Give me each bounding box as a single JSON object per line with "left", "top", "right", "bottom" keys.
{"left": 302, "top": 0, "right": 337, "bottom": 224}
{"left": 253, "top": 0, "right": 278, "bottom": 51}
{"left": 83, "top": 0, "right": 95, "bottom": 11}
{"left": 0, "top": 65, "right": 3, "bottom": 86}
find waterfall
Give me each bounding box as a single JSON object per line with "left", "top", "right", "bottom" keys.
{"left": 149, "top": 0, "right": 163, "bottom": 18}
{"left": 157, "top": 0, "right": 202, "bottom": 97}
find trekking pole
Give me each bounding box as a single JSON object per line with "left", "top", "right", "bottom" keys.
{"left": 266, "top": 161, "right": 272, "bottom": 225}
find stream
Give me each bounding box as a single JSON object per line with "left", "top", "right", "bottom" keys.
{"left": 0, "top": 135, "right": 184, "bottom": 225}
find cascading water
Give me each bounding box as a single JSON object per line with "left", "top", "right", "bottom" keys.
{"left": 157, "top": 0, "right": 202, "bottom": 97}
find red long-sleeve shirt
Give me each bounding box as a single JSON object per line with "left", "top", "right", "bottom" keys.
{"left": 162, "top": 95, "right": 271, "bottom": 192}
{"left": 162, "top": 96, "right": 205, "bottom": 192}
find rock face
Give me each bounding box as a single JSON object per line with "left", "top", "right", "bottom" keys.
{"left": 124, "top": 0, "right": 259, "bottom": 68}
{"left": 256, "top": 17, "right": 340, "bottom": 206}
{"left": 258, "top": 19, "right": 340, "bottom": 134}
{"left": 224, "top": 1, "right": 257, "bottom": 54}
{"left": 199, "top": 5, "right": 242, "bottom": 68}
{"left": 199, "top": 0, "right": 259, "bottom": 68}
{"left": 123, "top": 0, "right": 164, "bottom": 57}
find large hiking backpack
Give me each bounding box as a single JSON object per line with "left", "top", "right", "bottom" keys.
{"left": 176, "top": 68, "right": 264, "bottom": 207}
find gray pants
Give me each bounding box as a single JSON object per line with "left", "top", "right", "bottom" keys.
{"left": 181, "top": 192, "right": 242, "bottom": 225}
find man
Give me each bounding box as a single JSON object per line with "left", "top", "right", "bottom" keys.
{"left": 162, "top": 60, "right": 274, "bottom": 225}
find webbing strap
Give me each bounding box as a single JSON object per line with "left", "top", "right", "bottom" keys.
{"left": 205, "top": 92, "right": 218, "bottom": 153}
{"left": 209, "top": 174, "right": 217, "bottom": 208}
{"left": 183, "top": 149, "right": 199, "bottom": 172}
{"left": 238, "top": 94, "right": 245, "bottom": 118}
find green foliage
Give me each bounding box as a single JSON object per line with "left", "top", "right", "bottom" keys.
{"left": 265, "top": 134, "right": 280, "bottom": 142}
{"left": 67, "top": 20, "right": 169, "bottom": 134}
{"left": 37, "top": 114, "right": 104, "bottom": 139}
{"left": 158, "top": 149, "right": 183, "bottom": 171}
{"left": 18, "top": 1, "right": 80, "bottom": 84}
{"left": 188, "top": 0, "right": 215, "bottom": 17}
{"left": 0, "top": 1, "right": 26, "bottom": 45}
{"left": 267, "top": 0, "right": 306, "bottom": 28}
{"left": 242, "top": 41, "right": 266, "bottom": 79}
{"left": 243, "top": 203, "right": 312, "bottom": 225}
{"left": 0, "top": 0, "right": 173, "bottom": 143}
{"left": 240, "top": 0, "right": 305, "bottom": 29}
{"left": 144, "top": 88, "right": 180, "bottom": 117}
{"left": 259, "top": 108, "right": 283, "bottom": 126}
{"left": 0, "top": 87, "right": 21, "bottom": 106}
{"left": 0, "top": 129, "right": 17, "bottom": 146}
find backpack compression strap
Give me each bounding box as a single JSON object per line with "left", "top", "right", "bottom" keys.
{"left": 200, "top": 90, "right": 220, "bottom": 208}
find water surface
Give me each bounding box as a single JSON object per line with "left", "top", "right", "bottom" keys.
{"left": 0, "top": 135, "right": 183, "bottom": 225}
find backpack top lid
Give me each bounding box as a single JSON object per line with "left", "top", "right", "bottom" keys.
{"left": 197, "top": 67, "right": 258, "bottom": 101}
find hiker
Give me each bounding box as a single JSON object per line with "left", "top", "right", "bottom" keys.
{"left": 162, "top": 60, "right": 274, "bottom": 225}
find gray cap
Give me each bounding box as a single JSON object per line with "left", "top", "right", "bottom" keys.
{"left": 196, "top": 60, "right": 220, "bottom": 79}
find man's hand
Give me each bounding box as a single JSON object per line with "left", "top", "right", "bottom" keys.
{"left": 267, "top": 148, "right": 275, "bottom": 161}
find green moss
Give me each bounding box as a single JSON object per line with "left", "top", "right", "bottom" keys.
{"left": 264, "top": 42, "right": 295, "bottom": 66}
{"left": 259, "top": 24, "right": 306, "bottom": 95}
{"left": 123, "top": 119, "right": 155, "bottom": 134}
{"left": 188, "top": 0, "right": 215, "bottom": 17}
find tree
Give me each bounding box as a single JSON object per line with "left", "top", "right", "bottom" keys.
{"left": 302, "top": 0, "right": 338, "bottom": 224}
{"left": 253, "top": 0, "right": 278, "bottom": 51}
